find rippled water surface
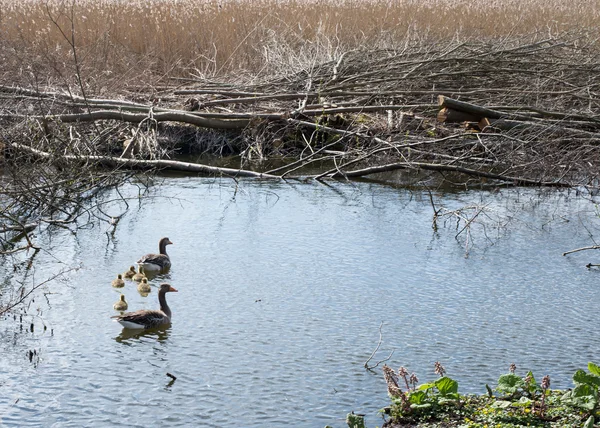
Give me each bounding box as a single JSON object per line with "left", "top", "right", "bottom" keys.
{"left": 2, "top": 179, "right": 600, "bottom": 427}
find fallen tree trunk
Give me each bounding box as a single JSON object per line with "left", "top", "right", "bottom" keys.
{"left": 7, "top": 143, "right": 277, "bottom": 178}
{"left": 327, "top": 161, "right": 571, "bottom": 187}
{"left": 1, "top": 110, "right": 250, "bottom": 129}
{"left": 438, "top": 95, "right": 536, "bottom": 122}
{"left": 437, "top": 107, "right": 479, "bottom": 123}
{"left": 0, "top": 223, "right": 38, "bottom": 233}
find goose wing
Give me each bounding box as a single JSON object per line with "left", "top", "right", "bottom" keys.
{"left": 137, "top": 253, "right": 170, "bottom": 267}
{"left": 112, "top": 309, "right": 170, "bottom": 329}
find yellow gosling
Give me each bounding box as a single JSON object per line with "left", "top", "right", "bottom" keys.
{"left": 113, "top": 294, "right": 128, "bottom": 311}
{"left": 111, "top": 274, "right": 125, "bottom": 288}
{"left": 123, "top": 266, "right": 136, "bottom": 280}
{"left": 132, "top": 267, "right": 146, "bottom": 282}
{"left": 137, "top": 278, "right": 151, "bottom": 294}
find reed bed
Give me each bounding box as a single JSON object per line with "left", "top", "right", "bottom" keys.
{"left": 1, "top": 0, "right": 599, "bottom": 89}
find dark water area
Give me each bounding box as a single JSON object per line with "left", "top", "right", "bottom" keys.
{"left": 1, "top": 179, "right": 600, "bottom": 427}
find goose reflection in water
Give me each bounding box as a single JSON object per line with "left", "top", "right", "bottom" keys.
{"left": 114, "top": 325, "right": 171, "bottom": 344}
{"left": 140, "top": 269, "right": 172, "bottom": 282}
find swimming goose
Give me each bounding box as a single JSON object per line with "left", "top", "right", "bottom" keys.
{"left": 111, "top": 274, "right": 125, "bottom": 288}
{"left": 111, "top": 283, "right": 178, "bottom": 329}
{"left": 137, "top": 278, "right": 151, "bottom": 293}
{"left": 123, "top": 266, "right": 136, "bottom": 280}
{"left": 137, "top": 237, "right": 173, "bottom": 273}
{"left": 132, "top": 266, "right": 146, "bottom": 282}
{"left": 113, "top": 294, "right": 128, "bottom": 311}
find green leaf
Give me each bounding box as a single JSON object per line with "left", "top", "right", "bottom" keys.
{"left": 491, "top": 400, "right": 512, "bottom": 409}
{"left": 408, "top": 390, "right": 427, "bottom": 405}
{"left": 511, "top": 397, "right": 532, "bottom": 407}
{"left": 589, "top": 362, "right": 600, "bottom": 377}
{"left": 569, "top": 384, "right": 599, "bottom": 410}
{"left": 525, "top": 370, "right": 536, "bottom": 386}
{"left": 417, "top": 382, "right": 435, "bottom": 391}
{"left": 572, "top": 395, "right": 598, "bottom": 411}
{"left": 572, "top": 384, "right": 598, "bottom": 398}
{"left": 573, "top": 370, "right": 586, "bottom": 384}
{"left": 410, "top": 403, "right": 432, "bottom": 410}
{"left": 573, "top": 370, "right": 600, "bottom": 388}
{"left": 438, "top": 397, "right": 459, "bottom": 405}
{"left": 583, "top": 415, "right": 595, "bottom": 428}
{"left": 497, "top": 374, "right": 524, "bottom": 394}
{"left": 435, "top": 376, "right": 459, "bottom": 396}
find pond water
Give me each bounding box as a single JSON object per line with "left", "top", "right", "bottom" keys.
{"left": 1, "top": 178, "right": 600, "bottom": 427}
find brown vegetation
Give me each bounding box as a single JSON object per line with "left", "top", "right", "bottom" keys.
{"left": 1, "top": 0, "right": 599, "bottom": 87}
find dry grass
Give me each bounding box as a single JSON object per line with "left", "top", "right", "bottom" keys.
{"left": 1, "top": 0, "right": 599, "bottom": 91}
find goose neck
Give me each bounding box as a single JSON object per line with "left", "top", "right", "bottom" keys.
{"left": 158, "top": 290, "right": 172, "bottom": 319}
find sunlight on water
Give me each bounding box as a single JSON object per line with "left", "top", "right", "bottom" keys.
{"left": 1, "top": 178, "right": 600, "bottom": 427}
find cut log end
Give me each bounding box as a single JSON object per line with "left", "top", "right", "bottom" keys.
{"left": 437, "top": 107, "right": 479, "bottom": 123}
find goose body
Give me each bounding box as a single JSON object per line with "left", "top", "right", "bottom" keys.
{"left": 111, "top": 274, "right": 125, "bottom": 288}
{"left": 123, "top": 266, "right": 136, "bottom": 279}
{"left": 137, "top": 237, "right": 172, "bottom": 273}
{"left": 113, "top": 294, "right": 128, "bottom": 311}
{"left": 112, "top": 283, "right": 178, "bottom": 329}
{"left": 137, "top": 278, "right": 151, "bottom": 293}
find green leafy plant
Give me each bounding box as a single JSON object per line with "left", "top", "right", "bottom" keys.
{"left": 496, "top": 370, "right": 540, "bottom": 399}
{"left": 492, "top": 364, "right": 552, "bottom": 417}
{"left": 562, "top": 362, "right": 600, "bottom": 425}
{"left": 383, "top": 361, "right": 460, "bottom": 421}
{"left": 380, "top": 362, "right": 596, "bottom": 427}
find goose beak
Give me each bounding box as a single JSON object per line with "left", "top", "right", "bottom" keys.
{"left": 167, "top": 240, "right": 173, "bottom": 245}
{"left": 169, "top": 286, "right": 178, "bottom": 292}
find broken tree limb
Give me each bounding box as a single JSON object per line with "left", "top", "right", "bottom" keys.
{"left": 173, "top": 89, "right": 265, "bottom": 97}
{"left": 0, "top": 223, "right": 38, "bottom": 233}
{"left": 478, "top": 117, "right": 530, "bottom": 131}
{"left": 199, "top": 93, "right": 319, "bottom": 106}
{"left": 478, "top": 117, "right": 600, "bottom": 137}
{"left": 438, "top": 95, "right": 537, "bottom": 122}
{"left": 311, "top": 132, "right": 479, "bottom": 180}
{"left": 1, "top": 110, "right": 249, "bottom": 129}
{"left": 7, "top": 143, "right": 277, "bottom": 178}
{"left": 0, "top": 85, "right": 150, "bottom": 109}
{"left": 326, "top": 161, "right": 571, "bottom": 187}
{"left": 300, "top": 104, "right": 432, "bottom": 117}
{"left": 562, "top": 245, "right": 600, "bottom": 256}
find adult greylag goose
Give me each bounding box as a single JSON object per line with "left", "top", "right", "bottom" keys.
{"left": 113, "top": 294, "right": 128, "bottom": 311}
{"left": 111, "top": 274, "right": 125, "bottom": 288}
{"left": 137, "top": 237, "right": 173, "bottom": 273}
{"left": 137, "top": 278, "right": 151, "bottom": 293}
{"left": 132, "top": 266, "right": 146, "bottom": 282}
{"left": 111, "top": 283, "right": 178, "bottom": 329}
{"left": 123, "top": 266, "right": 136, "bottom": 280}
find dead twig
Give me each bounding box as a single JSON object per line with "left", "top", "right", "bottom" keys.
{"left": 364, "top": 321, "right": 394, "bottom": 371}
{"left": 563, "top": 245, "right": 600, "bottom": 256}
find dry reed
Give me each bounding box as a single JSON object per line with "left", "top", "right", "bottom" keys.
{"left": 1, "top": 0, "right": 599, "bottom": 90}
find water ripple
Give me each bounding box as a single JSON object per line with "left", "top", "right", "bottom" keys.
{"left": 1, "top": 182, "right": 600, "bottom": 427}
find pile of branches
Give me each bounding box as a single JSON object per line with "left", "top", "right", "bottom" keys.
{"left": 2, "top": 34, "right": 600, "bottom": 189}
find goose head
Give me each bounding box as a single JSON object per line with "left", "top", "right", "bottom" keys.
{"left": 158, "top": 237, "right": 173, "bottom": 254}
